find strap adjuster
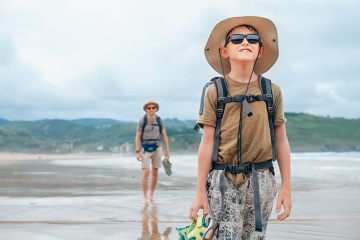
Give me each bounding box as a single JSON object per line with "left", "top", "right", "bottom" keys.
{"left": 216, "top": 108, "right": 224, "bottom": 117}
{"left": 268, "top": 106, "right": 274, "bottom": 116}
{"left": 264, "top": 94, "right": 272, "bottom": 100}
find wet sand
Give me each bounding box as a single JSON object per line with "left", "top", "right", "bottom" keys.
{"left": 0, "top": 153, "right": 359, "bottom": 239}
{"left": 0, "top": 152, "right": 114, "bottom": 161}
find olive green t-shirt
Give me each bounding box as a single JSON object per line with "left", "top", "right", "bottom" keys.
{"left": 197, "top": 75, "right": 286, "bottom": 185}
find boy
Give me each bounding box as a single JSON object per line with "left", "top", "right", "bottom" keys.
{"left": 189, "top": 16, "right": 291, "bottom": 239}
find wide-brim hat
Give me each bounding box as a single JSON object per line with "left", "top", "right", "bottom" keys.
{"left": 204, "top": 16, "right": 279, "bottom": 75}
{"left": 143, "top": 100, "right": 159, "bottom": 111}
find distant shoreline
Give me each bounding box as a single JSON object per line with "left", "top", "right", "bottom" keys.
{"left": 0, "top": 152, "right": 120, "bottom": 162}
{"left": 1, "top": 149, "right": 359, "bottom": 162}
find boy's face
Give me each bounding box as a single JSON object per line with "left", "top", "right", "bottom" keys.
{"left": 220, "top": 26, "right": 263, "bottom": 65}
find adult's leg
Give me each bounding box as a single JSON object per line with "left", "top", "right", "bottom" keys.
{"left": 149, "top": 167, "right": 158, "bottom": 200}
{"left": 142, "top": 151, "right": 152, "bottom": 202}
{"left": 149, "top": 147, "right": 162, "bottom": 201}
{"left": 142, "top": 168, "right": 150, "bottom": 201}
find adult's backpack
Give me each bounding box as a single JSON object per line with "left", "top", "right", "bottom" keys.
{"left": 141, "top": 114, "right": 163, "bottom": 143}
{"left": 195, "top": 76, "right": 276, "bottom": 162}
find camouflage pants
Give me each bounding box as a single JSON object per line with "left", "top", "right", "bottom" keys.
{"left": 206, "top": 169, "right": 277, "bottom": 240}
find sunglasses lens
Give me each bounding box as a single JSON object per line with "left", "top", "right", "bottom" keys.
{"left": 230, "top": 34, "right": 244, "bottom": 44}
{"left": 229, "top": 34, "right": 260, "bottom": 45}
{"left": 247, "top": 34, "right": 260, "bottom": 44}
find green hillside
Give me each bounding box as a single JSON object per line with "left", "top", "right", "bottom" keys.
{"left": 0, "top": 113, "right": 359, "bottom": 153}
{"left": 286, "top": 113, "right": 360, "bottom": 151}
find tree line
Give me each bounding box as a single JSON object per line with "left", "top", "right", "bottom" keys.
{"left": 0, "top": 113, "right": 359, "bottom": 153}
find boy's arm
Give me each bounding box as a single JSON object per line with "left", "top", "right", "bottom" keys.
{"left": 274, "top": 123, "right": 292, "bottom": 220}
{"left": 189, "top": 124, "right": 214, "bottom": 221}
{"left": 161, "top": 128, "right": 170, "bottom": 159}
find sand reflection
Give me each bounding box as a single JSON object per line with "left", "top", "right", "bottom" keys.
{"left": 139, "top": 202, "right": 172, "bottom": 240}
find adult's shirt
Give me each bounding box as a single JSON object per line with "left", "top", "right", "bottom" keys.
{"left": 137, "top": 115, "right": 164, "bottom": 145}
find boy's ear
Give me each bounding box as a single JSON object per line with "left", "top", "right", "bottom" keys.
{"left": 258, "top": 46, "right": 264, "bottom": 58}
{"left": 220, "top": 47, "right": 229, "bottom": 59}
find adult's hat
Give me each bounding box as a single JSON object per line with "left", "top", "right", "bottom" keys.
{"left": 143, "top": 100, "right": 159, "bottom": 112}
{"left": 204, "top": 16, "right": 279, "bottom": 75}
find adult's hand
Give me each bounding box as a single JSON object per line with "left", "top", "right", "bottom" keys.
{"left": 136, "top": 152, "right": 142, "bottom": 161}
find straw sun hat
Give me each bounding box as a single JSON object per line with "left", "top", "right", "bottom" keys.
{"left": 204, "top": 16, "right": 279, "bottom": 75}
{"left": 143, "top": 100, "right": 159, "bottom": 111}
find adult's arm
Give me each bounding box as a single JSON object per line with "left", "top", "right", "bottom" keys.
{"left": 135, "top": 130, "right": 142, "bottom": 161}
{"left": 161, "top": 128, "right": 170, "bottom": 159}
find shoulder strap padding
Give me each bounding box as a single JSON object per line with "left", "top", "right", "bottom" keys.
{"left": 259, "top": 76, "right": 276, "bottom": 161}
{"left": 195, "top": 76, "right": 224, "bottom": 131}
{"left": 211, "top": 77, "right": 227, "bottom": 162}
{"left": 156, "top": 116, "right": 163, "bottom": 134}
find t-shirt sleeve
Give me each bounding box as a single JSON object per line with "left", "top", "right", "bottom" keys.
{"left": 272, "top": 83, "right": 287, "bottom": 126}
{"left": 136, "top": 118, "right": 144, "bottom": 131}
{"left": 196, "top": 84, "right": 217, "bottom": 128}
{"left": 160, "top": 118, "right": 165, "bottom": 129}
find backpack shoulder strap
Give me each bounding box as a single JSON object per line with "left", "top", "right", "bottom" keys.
{"left": 141, "top": 115, "right": 162, "bottom": 142}
{"left": 156, "top": 116, "right": 163, "bottom": 135}
{"left": 194, "top": 76, "right": 228, "bottom": 162}
{"left": 141, "top": 114, "right": 147, "bottom": 142}
{"left": 194, "top": 77, "right": 218, "bottom": 131}
{"left": 211, "top": 77, "right": 227, "bottom": 162}
{"left": 259, "top": 76, "right": 276, "bottom": 161}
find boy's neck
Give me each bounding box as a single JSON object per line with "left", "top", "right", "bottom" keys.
{"left": 227, "top": 64, "right": 259, "bottom": 83}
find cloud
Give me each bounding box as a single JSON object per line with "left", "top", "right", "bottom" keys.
{"left": 0, "top": 0, "right": 360, "bottom": 121}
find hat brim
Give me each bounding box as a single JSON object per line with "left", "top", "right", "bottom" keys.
{"left": 204, "top": 16, "right": 279, "bottom": 75}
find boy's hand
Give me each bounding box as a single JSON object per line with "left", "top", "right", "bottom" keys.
{"left": 189, "top": 193, "right": 208, "bottom": 221}
{"left": 276, "top": 187, "right": 292, "bottom": 220}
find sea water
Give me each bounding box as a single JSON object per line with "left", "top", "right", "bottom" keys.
{"left": 0, "top": 152, "right": 359, "bottom": 239}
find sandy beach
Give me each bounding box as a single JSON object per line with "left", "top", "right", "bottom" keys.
{"left": 0, "top": 152, "right": 359, "bottom": 239}
{"left": 0, "top": 152, "right": 115, "bottom": 161}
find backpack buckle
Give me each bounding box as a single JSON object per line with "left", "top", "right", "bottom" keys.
{"left": 218, "top": 97, "right": 226, "bottom": 103}
{"left": 234, "top": 95, "right": 245, "bottom": 102}
{"left": 216, "top": 108, "right": 223, "bottom": 117}
{"left": 227, "top": 164, "right": 252, "bottom": 174}
{"left": 264, "top": 94, "right": 272, "bottom": 100}
{"left": 247, "top": 95, "right": 255, "bottom": 102}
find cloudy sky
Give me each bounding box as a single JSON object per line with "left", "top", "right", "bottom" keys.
{"left": 0, "top": 0, "right": 359, "bottom": 122}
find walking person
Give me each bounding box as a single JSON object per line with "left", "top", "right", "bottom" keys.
{"left": 189, "top": 16, "right": 292, "bottom": 239}
{"left": 135, "top": 100, "right": 170, "bottom": 203}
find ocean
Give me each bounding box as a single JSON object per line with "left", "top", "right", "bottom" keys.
{"left": 0, "top": 152, "right": 359, "bottom": 239}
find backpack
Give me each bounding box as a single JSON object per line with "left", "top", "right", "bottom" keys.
{"left": 195, "top": 76, "right": 276, "bottom": 162}
{"left": 140, "top": 115, "right": 163, "bottom": 152}
{"left": 195, "top": 76, "right": 277, "bottom": 232}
